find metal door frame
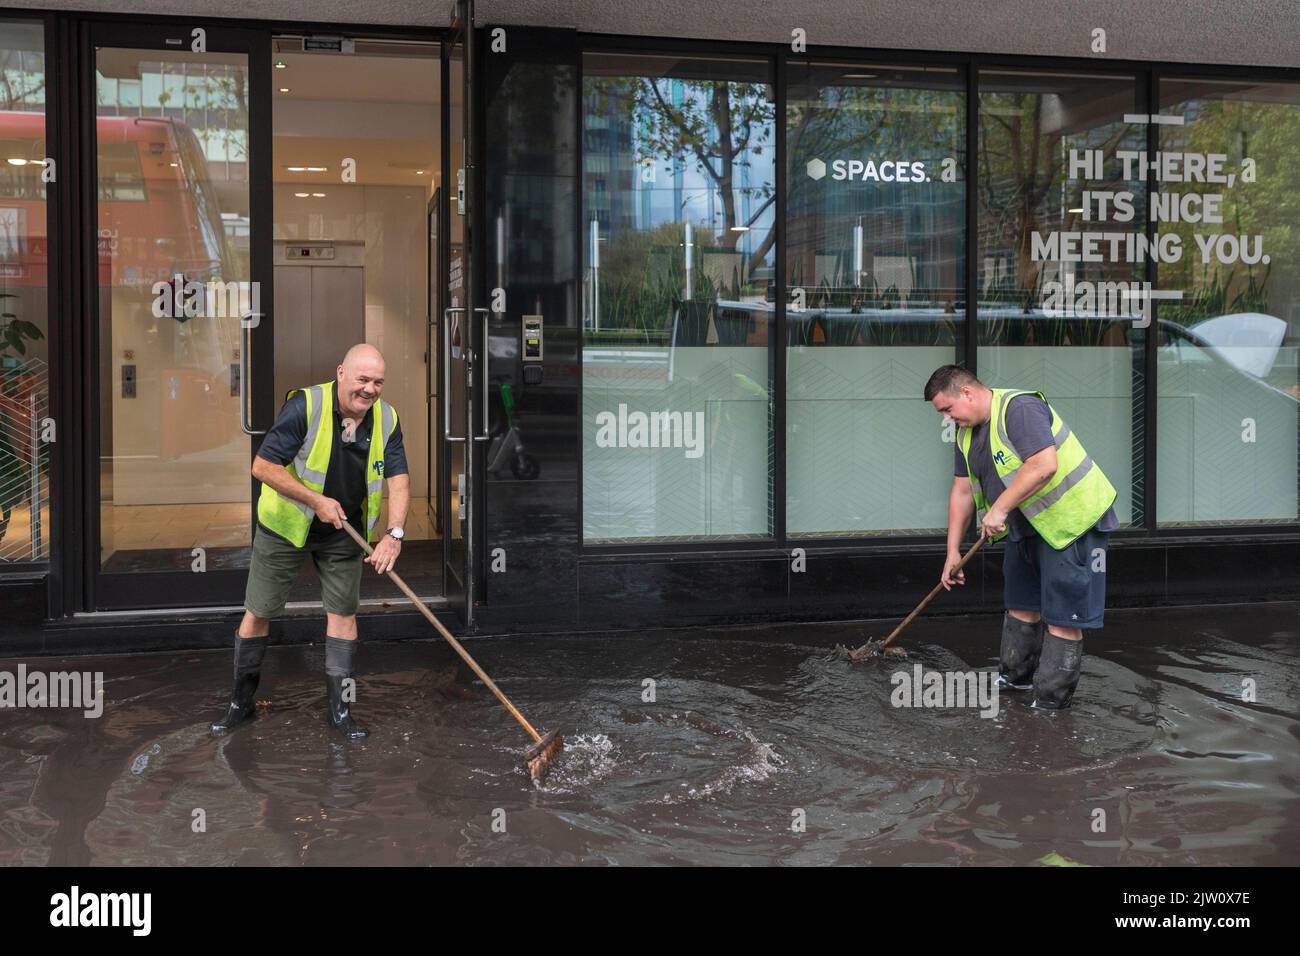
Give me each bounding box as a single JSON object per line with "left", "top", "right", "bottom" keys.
{"left": 439, "top": 0, "right": 484, "bottom": 627}
{"left": 82, "top": 18, "right": 273, "bottom": 610}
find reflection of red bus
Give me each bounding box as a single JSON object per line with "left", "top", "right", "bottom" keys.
{"left": 0, "top": 110, "right": 236, "bottom": 287}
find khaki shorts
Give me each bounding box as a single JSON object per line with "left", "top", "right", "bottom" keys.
{"left": 244, "top": 526, "right": 364, "bottom": 618}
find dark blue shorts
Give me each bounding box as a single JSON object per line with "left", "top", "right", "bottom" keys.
{"left": 1003, "top": 526, "right": 1109, "bottom": 629}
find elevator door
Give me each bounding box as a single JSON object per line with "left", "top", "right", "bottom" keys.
{"left": 272, "top": 255, "right": 365, "bottom": 401}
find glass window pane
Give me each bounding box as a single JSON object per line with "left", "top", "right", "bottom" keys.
{"left": 1156, "top": 78, "right": 1300, "bottom": 527}
{"left": 0, "top": 19, "right": 49, "bottom": 564}
{"left": 582, "top": 52, "right": 776, "bottom": 543}
{"left": 786, "top": 62, "right": 965, "bottom": 536}
{"left": 977, "top": 70, "right": 1145, "bottom": 528}
{"left": 141, "top": 71, "right": 163, "bottom": 109}
{"left": 118, "top": 78, "right": 140, "bottom": 110}
{"left": 95, "top": 49, "right": 252, "bottom": 571}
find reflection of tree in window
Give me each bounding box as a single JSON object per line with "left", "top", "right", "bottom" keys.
{"left": 583, "top": 58, "right": 776, "bottom": 339}
{"left": 977, "top": 73, "right": 1142, "bottom": 347}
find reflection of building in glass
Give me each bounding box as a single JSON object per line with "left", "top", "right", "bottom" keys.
{"left": 583, "top": 64, "right": 776, "bottom": 328}
{"left": 787, "top": 72, "right": 965, "bottom": 311}
{"left": 977, "top": 76, "right": 1147, "bottom": 310}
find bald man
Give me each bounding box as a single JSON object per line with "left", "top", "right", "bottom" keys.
{"left": 211, "top": 344, "right": 410, "bottom": 739}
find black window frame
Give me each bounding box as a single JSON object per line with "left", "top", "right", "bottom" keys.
{"left": 571, "top": 30, "right": 1300, "bottom": 557}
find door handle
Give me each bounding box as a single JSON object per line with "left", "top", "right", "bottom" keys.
{"left": 240, "top": 313, "right": 265, "bottom": 436}
{"left": 473, "top": 307, "right": 491, "bottom": 442}
{"left": 444, "top": 306, "right": 466, "bottom": 444}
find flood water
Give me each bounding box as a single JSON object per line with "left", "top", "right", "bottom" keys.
{"left": 1, "top": 604, "right": 1297, "bottom": 866}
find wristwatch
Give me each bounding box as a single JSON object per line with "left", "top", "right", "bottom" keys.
{"left": 386, "top": 527, "right": 405, "bottom": 541}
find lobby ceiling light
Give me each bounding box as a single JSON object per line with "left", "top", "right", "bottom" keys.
{"left": 279, "top": 87, "right": 290, "bottom": 93}
{"left": 311, "top": 192, "right": 325, "bottom": 197}
{"left": 6, "top": 158, "right": 27, "bottom": 166}
{"left": 274, "top": 59, "right": 287, "bottom": 69}
{"left": 294, "top": 192, "right": 310, "bottom": 197}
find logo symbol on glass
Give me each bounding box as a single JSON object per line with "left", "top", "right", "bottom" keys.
{"left": 805, "top": 156, "right": 929, "bottom": 182}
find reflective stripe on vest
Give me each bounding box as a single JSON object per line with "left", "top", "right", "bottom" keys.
{"left": 363, "top": 399, "right": 399, "bottom": 537}
{"left": 294, "top": 385, "right": 328, "bottom": 486}
{"left": 1020, "top": 453, "right": 1096, "bottom": 518}
{"left": 958, "top": 424, "right": 1008, "bottom": 544}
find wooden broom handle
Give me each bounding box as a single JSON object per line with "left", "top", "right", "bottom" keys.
{"left": 339, "top": 520, "right": 543, "bottom": 744}
{"left": 878, "top": 530, "right": 989, "bottom": 649}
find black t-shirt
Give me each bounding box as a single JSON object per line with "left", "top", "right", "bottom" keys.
{"left": 256, "top": 382, "right": 408, "bottom": 543}
{"left": 954, "top": 394, "right": 1118, "bottom": 541}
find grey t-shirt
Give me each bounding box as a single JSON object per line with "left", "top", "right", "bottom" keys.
{"left": 954, "top": 393, "right": 1119, "bottom": 542}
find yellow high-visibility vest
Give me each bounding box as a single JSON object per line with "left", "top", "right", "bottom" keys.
{"left": 257, "top": 382, "right": 398, "bottom": 548}
{"left": 958, "top": 388, "right": 1116, "bottom": 549}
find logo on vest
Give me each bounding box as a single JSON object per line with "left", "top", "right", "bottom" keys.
{"left": 993, "top": 450, "right": 1009, "bottom": 466}
{"left": 372, "top": 460, "right": 384, "bottom": 477}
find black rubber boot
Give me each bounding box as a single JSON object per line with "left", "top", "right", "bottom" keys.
{"left": 997, "top": 612, "right": 1044, "bottom": 690}
{"left": 210, "top": 631, "right": 267, "bottom": 735}
{"left": 325, "top": 636, "right": 369, "bottom": 740}
{"left": 1031, "top": 632, "right": 1084, "bottom": 710}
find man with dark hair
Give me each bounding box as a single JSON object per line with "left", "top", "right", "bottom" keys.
{"left": 925, "top": 364, "right": 1119, "bottom": 709}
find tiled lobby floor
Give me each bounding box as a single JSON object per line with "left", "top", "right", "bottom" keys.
{"left": 99, "top": 497, "right": 441, "bottom": 561}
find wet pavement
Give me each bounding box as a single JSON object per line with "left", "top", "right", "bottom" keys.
{"left": 1, "top": 603, "right": 1296, "bottom": 866}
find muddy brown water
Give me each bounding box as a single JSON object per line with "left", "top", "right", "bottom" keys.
{"left": 1, "top": 605, "right": 1296, "bottom": 866}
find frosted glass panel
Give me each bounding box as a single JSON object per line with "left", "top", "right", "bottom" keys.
{"left": 583, "top": 346, "right": 770, "bottom": 541}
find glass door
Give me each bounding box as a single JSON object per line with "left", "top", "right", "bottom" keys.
{"left": 427, "top": 191, "right": 441, "bottom": 540}
{"left": 89, "top": 21, "right": 271, "bottom": 609}
{"left": 440, "top": 0, "right": 481, "bottom": 625}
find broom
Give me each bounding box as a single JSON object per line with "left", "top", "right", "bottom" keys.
{"left": 340, "top": 521, "right": 564, "bottom": 784}
{"left": 846, "top": 531, "right": 989, "bottom": 662}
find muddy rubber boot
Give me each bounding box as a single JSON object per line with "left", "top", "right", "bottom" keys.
{"left": 997, "top": 612, "right": 1044, "bottom": 691}
{"left": 325, "top": 636, "right": 368, "bottom": 740}
{"left": 210, "top": 631, "right": 267, "bottom": 735}
{"left": 1031, "top": 632, "right": 1084, "bottom": 710}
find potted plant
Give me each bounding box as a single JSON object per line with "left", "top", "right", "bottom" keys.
{"left": 673, "top": 267, "right": 716, "bottom": 347}
{"left": 825, "top": 264, "right": 869, "bottom": 346}
{"left": 712, "top": 263, "right": 752, "bottom": 346}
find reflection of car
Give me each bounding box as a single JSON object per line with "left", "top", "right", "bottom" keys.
{"left": 1157, "top": 316, "right": 1299, "bottom": 406}
{"left": 1185, "top": 312, "right": 1291, "bottom": 380}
